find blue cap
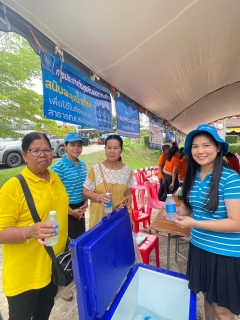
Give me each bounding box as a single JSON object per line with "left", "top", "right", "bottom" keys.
{"left": 184, "top": 124, "right": 229, "bottom": 156}
{"left": 64, "top": 132, "right": 86, "bottom": 144}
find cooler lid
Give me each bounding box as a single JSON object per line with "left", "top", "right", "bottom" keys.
{"left": 71, "top": 207, "right": 135, "bottom": 319}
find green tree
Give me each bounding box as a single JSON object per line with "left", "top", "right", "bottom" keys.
{"left": 112, "top": 115, "right": 117, "bottom": 131}
{"left": 0, "top": 32, "right": 59, "bottom": 138}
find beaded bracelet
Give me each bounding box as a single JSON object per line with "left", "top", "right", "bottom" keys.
{"left": 23, "top": 226, "right": 30, "bottom": 244}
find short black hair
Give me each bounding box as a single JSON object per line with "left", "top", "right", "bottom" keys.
{"left": 22, "top": 132, "right": 51, "bottom": 151}
{"left": 162, "top": 144, "right": 170, "bottom": 152}
{"left": 167, "top": 146, "right": 179, "bottom": 161}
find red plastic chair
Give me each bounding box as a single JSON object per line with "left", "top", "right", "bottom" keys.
{"left": 144, "top": 167, "right": 150, "bottom": 178}
{"left": 132, "top": 171, "right": 141, "bottom": 185}
{"left": 131, "top": 187, "right": 151, "bottom": 233}
{"left": 138, "top": 170, "right": 147, "bottom": 185}
{"left": 138, "top": 232, "right": 160, "bottom": 267}
{"left": 144, "top": 181, "right": 165, "bottom": 220}
{"left": 132, "top": 171, "right": 146, "bottom": 201}
{"left": 146, "top": 173, "right": 159, "bottom": 195}
{"left": 139, "top": 170, "right": 160, "bottom": 198}
{"left": 150, "top": 166, "right": 159, "bottom": 177}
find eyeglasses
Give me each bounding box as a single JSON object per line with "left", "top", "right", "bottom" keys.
{"left": 28, "top": 148, "right": 54, "bottom": 157}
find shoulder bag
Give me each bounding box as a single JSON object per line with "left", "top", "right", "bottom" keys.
{"left": 16, "top": 174, "right": 73, "bottom": 287}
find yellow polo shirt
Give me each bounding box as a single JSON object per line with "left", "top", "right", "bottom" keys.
{"left": 0, "top": 167, "right": 69, "bottom": 296}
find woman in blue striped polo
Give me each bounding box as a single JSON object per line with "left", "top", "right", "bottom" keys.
{"left": 51, "top": 132, "right": 88, "bottom": 302}
{"left": 174, "top": 124, "right": 240, "bottom": 319}
{"left": 51, "top": 132, "right": 88, "bottom": 240}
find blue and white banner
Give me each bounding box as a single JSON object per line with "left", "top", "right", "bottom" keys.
{"left": 41, "top": 51, "right": 112, "bottom": 131}
{"left": 166, "top": 129, "right": 175, "bottom": 144}
{"left": 148, "top": 114, "right": 163, "bottom": 150}
{"left": 165, "top": 129, "right": 171, "bottom": 144}
{"left": 115, "top": 97, "right": 140, "bottom": 138}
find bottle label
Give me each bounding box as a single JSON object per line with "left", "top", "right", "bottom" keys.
{"left": 166, "top": 203, "right": 176, "bottom": 213}
{"left": 52, "top": 221, "right": 58, "bottom": 236}
{"left": 105, "top": 199, "right": 112, "bottom": 208}
{"left": 53, "top": 222, "right": 58, "bottom": 235}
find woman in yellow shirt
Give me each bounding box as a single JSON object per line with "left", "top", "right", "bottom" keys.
{"left": 0, "top": 132, "right": 68, "bottom": 320}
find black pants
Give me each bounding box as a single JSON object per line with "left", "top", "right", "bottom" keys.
{"left": 165, "top": 174, "right": 179, "bottom": 194}
{"left": 7, "top": 280, "right": 58, "bottom": 320}
{"left": 69, "top": 202, "right": 86, "bottom": 239}
{"left": 158, "top": 178, "right": 166, "bottom": 201}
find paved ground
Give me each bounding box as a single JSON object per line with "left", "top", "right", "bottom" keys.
{"left": 81, "top": 144, "right": 105, "bottom": 155}
{"left": 0, "top": 144, "right": 105, "bottom": 170}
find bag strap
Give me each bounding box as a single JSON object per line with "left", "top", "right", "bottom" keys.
{"left": 98, "top": 163, "right": 109, "bottom": 193}
{"left": 113, "top": 196, "right": 129, "bottom": 210}
{"left": 16, "top": 174, "right": 56, "bottom": 262}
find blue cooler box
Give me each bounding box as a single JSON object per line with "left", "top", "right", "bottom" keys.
{"left": 71, "top": 207, "right": 196, "bottom": 320}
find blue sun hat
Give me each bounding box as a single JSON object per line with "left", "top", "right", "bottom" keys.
{"left": 64, "top": 132, "right": 86, "bottom": 144}
{"left": 184, "top": 124, "right": 229, "bottom": 156}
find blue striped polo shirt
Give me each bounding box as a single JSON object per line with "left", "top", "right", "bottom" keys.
{"left": 189, "top": 167, "right": 240, "bottom": 257}
{"left": 51, "top": 156, "right": 87, "bottom": 204}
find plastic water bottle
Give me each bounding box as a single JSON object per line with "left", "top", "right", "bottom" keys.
{"left": 45, "top": 211, "right": 58, "bottom": 246}
{"left": 104, "top": 193, "right": 112, "bottom": 214}
{"left": 165, "top": 194, "right": 177, "bottom": 221}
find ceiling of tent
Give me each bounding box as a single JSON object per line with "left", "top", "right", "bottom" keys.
{"left": 1, "top": 0, "right": 240, "bottom": 134}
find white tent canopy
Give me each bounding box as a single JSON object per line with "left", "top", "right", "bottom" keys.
{"left": 1, "top": 0, "right": 240, "bottom": 134}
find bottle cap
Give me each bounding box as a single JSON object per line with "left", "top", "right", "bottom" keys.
{"left": 167, "top": 194, "right": 173, "bottom": 196}
{"left": 49, "top": 211, "right": 57, "bottom": 215}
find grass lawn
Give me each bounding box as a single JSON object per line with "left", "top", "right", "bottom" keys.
{"left": 0, "top": 144, "right": 160, "bottom": 188}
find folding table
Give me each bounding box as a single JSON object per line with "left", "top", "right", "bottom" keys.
{"left": 149, "top": 196, "right": 190, "bottom": 270}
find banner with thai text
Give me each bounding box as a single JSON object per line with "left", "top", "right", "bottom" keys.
{"left": 148, "top": 114, "right": 163, "bottom": 150}
{"left": 41, "top": 51, "right": 112, "bottom": 131}
{"left": 165, "top": 129, "right": 171, "bottom": 144}
{"left": 165, "top": 129, "right": 175, "bottom": 145}
{"left": 115, "top": 97, "right": 140, "bottom": 137}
